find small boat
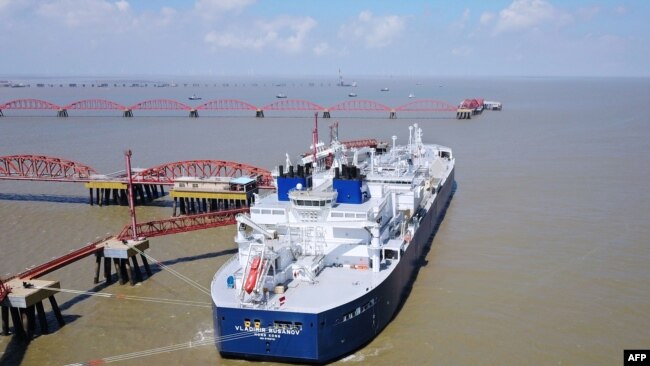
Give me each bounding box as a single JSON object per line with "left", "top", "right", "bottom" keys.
{"left": 348, "top": 92, "right": 357, "bottom": 97}
{"left": 380, "top": 87, "right": 389, "bottom": 92}
{"left": 276, "top": 93, "right": 287, "bottom": 99}
{"left": 188, "top": 94, "right": 202, "bottom": 100}
{"left": 408, "top": 93, "right": 415, "bottom": 98}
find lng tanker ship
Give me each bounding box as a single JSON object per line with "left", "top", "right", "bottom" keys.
{"left": 210, "top": 122, "right": 455, "bottom": 363}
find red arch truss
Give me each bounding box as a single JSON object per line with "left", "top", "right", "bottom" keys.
{"left": 460, "top": 98, "right": 484, "bottom": 109}
{"left": 64, "top": 99, "right": 128, "bottom": 110}
{"left": 0, "top": 278, "right": 9, "bottom": 303}
{"left": 395, "top": 99, "right": 457, "bottom": 112}
{"left": 0, "top": 155, "right": 97, "bottom": 181}
{"left": 135, "top": 160, "right": 273, "bottom": 188}
{"left": 328, "top": 99, "right": 391, "bottom": 112}
{"left": 129, "top": 99, "right": 192, "bottom": 111}
{"left": 196, "top": 99, "right": 258, "bottom": 111}
{"left": 261, "top": 99, "right": 324, "bottom": 111}
{"left": 1, "top": 98, "right": 62, "bottom": 110}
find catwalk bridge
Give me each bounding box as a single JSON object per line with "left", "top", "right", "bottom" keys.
{"left": 0, "top": 152, "right": 266, "bottom": 340}
{"left": 0, "top": 154, "right": 274, "bottom": 188}
{"left": 0, "top": 98, "right": 459, "bottom": 118}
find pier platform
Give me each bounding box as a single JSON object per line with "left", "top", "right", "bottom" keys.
{"left": 98, "top": 238, "right": 152, "bottom": 286}
{"left": 1, "top": 279, "right": 65, "bottom": 339}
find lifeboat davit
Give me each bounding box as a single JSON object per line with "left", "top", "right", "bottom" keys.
{"left": 244, "top": 256, "right": 261, "bottom": 294}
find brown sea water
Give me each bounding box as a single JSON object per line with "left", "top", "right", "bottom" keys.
{"left": 0, "top": 77, "right": 648, "bottom": 365}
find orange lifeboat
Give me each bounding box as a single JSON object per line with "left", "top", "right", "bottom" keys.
{"left": 244, "top": 256, "right": 261, "bottom": 294}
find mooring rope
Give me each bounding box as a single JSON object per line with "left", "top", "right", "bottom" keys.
{"left": 127, "top": 243, "right": 212, "bottom": 297}
{"left": 64, "top": 331, "right": 257, "bottom": 365}
{"left": 34, "top": 286, "right": 212, "bottom": 308}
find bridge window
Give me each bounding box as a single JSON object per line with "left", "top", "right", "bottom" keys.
{"left": 192, "top": 183, "right": 199, "bottom": 188}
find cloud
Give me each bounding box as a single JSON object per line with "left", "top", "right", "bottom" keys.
{"left": 493, "top": 0, "right": 572, "bottom": 34}
{"left": 204, "top": 16, "right": 317, "bottom": 53}
{"left": 339, "top": 11, "right": 406, "bottom": 48}
{"left": 451, "top": 46, "right": 472, "bottom": 56}
{"left": 450, "top": 8, "right": 471, "bottom": 31}
{"left": 115, "top": 0, "right": 129, "bottom": 12}
{"left": 576, "top": 6, "right": 599, "bottom": 20}
{"left": 194, "top": 0, "right": 255, "bottom": 19}
{"left": 480, "top": 11, "right": 495, "bottom": 25}
{"left": 313, "top": 42, "right": 330, "bottom": 56}
{"left": 36, "top": 0, "right": 134, "bottom": 29}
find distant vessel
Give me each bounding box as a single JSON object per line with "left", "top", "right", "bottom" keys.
{"left": 380, "top": 87, "right": 389, "bottom": 92}
{"left": 188, "top": 94, "right": 202, "bottom": 101}
{"left": 337, "top": 69, "right": 357, "bottom": 87}
{"left": 484, "top": 101, "right": 502, "bottom": 110}
{"left": 408, "top": 93, "right": 415, "bottom": 98}
{"left": 211, "top": 121, "right": 456, "bottom": 363}
{"left": 348, "top": 92, "right": 358, "bottom": 97}
{"left": 276, "top": 94, "right": 287, "bottom": 99}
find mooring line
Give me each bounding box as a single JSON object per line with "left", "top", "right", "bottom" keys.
{"left": 35, "top": 286, "right": 212, "bottom": 308}
{"left": 126, "top": 244, "right": 212, "bottom": 297}
{"left": 65, "top": 332, "right": 257, "bottom": 365}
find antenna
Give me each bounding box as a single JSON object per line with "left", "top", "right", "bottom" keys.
{"left": 124, "top": 150, "right": 138, "bottom": 240}
{"left": 312, "top": 113, "right": 319, "bottom": 168}
{"left": 329, "top": 121, "right": 339, "bottom": 144}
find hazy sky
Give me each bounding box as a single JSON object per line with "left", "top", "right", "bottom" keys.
{"left": 1, "top": 0, "right": 647, "bottom": 77}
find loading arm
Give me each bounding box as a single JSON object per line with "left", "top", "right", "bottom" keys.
{"left": 236, "top": 213, "right": 277, "bottom": 239}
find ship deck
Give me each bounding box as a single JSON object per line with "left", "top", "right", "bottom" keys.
{"left": 211, "top": 247, "right": 401, "bottom": 313}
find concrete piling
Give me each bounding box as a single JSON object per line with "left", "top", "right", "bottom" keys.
{"left": 35, "top": 302, "right": 48, "bottom": 334}
{"left": 9, "top": 307, "right": 25, "bottom": 339}
{"left": 94, "top": 252, "right": 102, "bottom": 284}
{"left": 1, "top": 306, "right": 8, "bottom": 336}
{"left": 103, "top": 257, "right": 112, "bottom": 284}
{"left": 140, "top": 254, "right": 152, "bottom": 276}
{"left": 1, "top": 279, "right": 65, "bottom": 340}
{"left": 102, "top": 239, "right": 150, "bottom": 286}
{"left": 48, "top": 295, "right": 65, "bottom": 327}
{"left": 456, "top": 109, "right": 472, "bottom": 119}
